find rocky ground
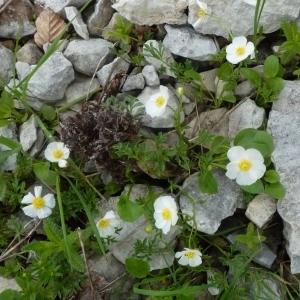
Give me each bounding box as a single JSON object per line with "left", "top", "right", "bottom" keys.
{"left": 1, "top": 0, "right": 300, "bottom": 299}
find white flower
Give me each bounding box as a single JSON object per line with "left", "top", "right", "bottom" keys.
{"left": 225, "top": 146, "right": 266, "bottom": 186}
{"left": 44, "top": 142, "right": 70, "bottom": 164}
{"left": 21, "top": 186, "right": 55, "bottom": 219}
{"left": 226, "top": 36, "right": 255, "bottom": 64}
{"left": 145, "top": 85, "right": 169, "bottom": 117}
{"left": 96, "top": 211, "right": 120, "bottom": 238}
{"left": 153, "top": 196, "right": 178, "bottom": 234}
{"left": 175, "top": 248, "right": 202, "bottom": 267}
{"left": 58, "top": 159, "right": 68, "bottom": 168}
{"left": 193, "top": 1, "right": 211, "bottom": 28}
{"left": 243, "top": 0, "right": 257, "bottom": 6}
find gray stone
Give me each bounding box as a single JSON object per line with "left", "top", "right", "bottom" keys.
{"left": 87, "top": 0, "right": 115, "bottom": 36}
{"left": 65, "top": 7, "right": 89, "bottom": 40}
{"left": 183, "top": 102, "right": 196, "bottom": 115}
{"left": 233, "top": 81, "right": 256, "bottom": 99}
{"left": 0, "top": 124, "right": 18, "bottom": 171}
{"left": 200, "top": 68, "right": 218, "bottom": 92}
{"left": 143, "top": 40, "right": 176, "bottom": 78}
{"left": 112, "top": 0, "right": 188, "bottom": 26}
{"left": 98, "top": 184, "right": 180, "bottom": 270}
{"left": 29, "top": 129, "right": 45, "bottom": 157}
{"left": 142, "top": 65, "right": 160, "bottom": 86}
{"left": 267, "top": 80, "right": 300, "bottom": 274}
{"left": 215, "top": 76, "right": 234, "bottom": 103}
{"left": 226, "top": 231, "right": 277, "bottom": 269}
{"left": 35, "top": 0, "right": 88, "bottom": 15}
{"left": 64, "top": 38, "right": 114, "bottom": 76}
{"left": 18, "top": 52, "right": 74, "bottom": 101}
{"left": 137, "top": 85, "right": 184, "bottom": 128}
{"left": 57, "top": 75, "right": 100, "bottom": 112}
{"left": 0, "top": 43, "right": 13, "bottom": 84}
{"left": 0, "top": 276, "right": 21, "bottom": 293}
{"left": 19, "top": 114, "right": 38, "bottom": 152}
{"left": 180, "top": 170, "right": 243, "bottom": 234}
{"left": 228, "top": 98, "right": 265, "bottom": 139}
{"left": 188, "top": 0, "right": 299, "bottom": 38}
{"left": 0, "top": 20, "right": 36, "bottom": 39}
{"left": 96, "top": 56, "right": 130, "bottom": 87}
{"left": 122, "top": 73, "right": 145, "bottom": 91}
{"left": 163, "top": 25, "right": 217, "bottom": 61}
{"left": 245, "top": 194, "right": 277, "bottom": 228}
{"left": 17, "top": 43, "right": 43, "bottom": 65}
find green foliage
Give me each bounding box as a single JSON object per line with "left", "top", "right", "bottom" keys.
{"left": 0, "top": 136, "right": 22, "bottom": 165}
{"left": 235, "top": 222, "right": 266, "bottom": 251}
{"left": 0, "top": 289, "right": 21, "bottom": 300}
{"left": 125, "top": 257, "right": 150, "bottom": 278}
{"left": 2, "top": 177, "right": 26, "bottom": 211}
{"left": 169, "top": 60, "right": 194, "bottom": 83}
{"left": 117, "top": 194, "right": 143, "bottom": 222}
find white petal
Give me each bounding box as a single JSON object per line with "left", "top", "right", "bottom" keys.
{"left": 22, "top": 205, "right": 38, "bottom": 218}
{"left": 175, "top": 251, "right": 184, "bottom": 258}
{"left": 104, "top": 210, "right": 116, "bottom": 219}
{"left": 251, "top": 161, "right": 266, "bottom": 178}
{"left": 226, "top": 53, "right": 242, "bottom": 64}
{"left": 171, "top": 213, "right": 179, "bottom": 226}
{"left": 145, "top": 101, "right": 165, "bottom": 117}
{"left": 245, "top": 148, "right": 264, "bottom": 162}
{"left": 21, "top": 192, "right": 34, "bottom": 204}
{"left": 178, "top": 255, "right": 189, "bottom": 266}
{"left": 109, "top": 218, "right": 120, "bottom": 227}
{"left": 159, "top": 85, "right": 169, "bottom": 101}
{"left": 155, "top": 218, "right": 168, "bottom": 229}
{"left": 236, "top": 172, "right": 254, "bottom": 185}
{"left": 161, "top": 221, "right": 172, "bottom": 234}
{"left": 58, "top": 159, "right": 68, "bottom": 168}
{"left": 193, "top": 18, "right": 202, "bottom": 29}
{"left": 232, "top": 36, "right": 247, "bottom": 47}
{"left": 34, "top": 186, "right": 43, "bottom": 197}
{"left": 154, "top": 197, "right": 165, "bottom": 211}
{"left": 161, "top": 196, "right": 175, "bottom": 208}
{"left": 36, "top": 207, "right": 52, "bottom": 219}
{"left": 245, "top": 42, "right": 255, "bottom": 55}
{"left": 227, "top": 146, "right": 245, "bottom": 161}
{"left": 43, "top": 194, "right": 56, "bottom": 208}
{"left": 190, "top": 255, "right": 202, "bottom": 267}
{"left": 225, "top": 44, "right": 236, "bottom": 55}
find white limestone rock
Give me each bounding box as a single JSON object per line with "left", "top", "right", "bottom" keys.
{"left": 17, "top": 43, "right": 43, "bottom": 65}
{"left": 35, "top": 0, "right": 88, "bottom": 15}
{"left": 19, "top": 114, "right": 38, "bottom": 152}
{"left": 188, "top": 0, "right": 300, "bottom": 39}
{"left": 163, "top": 25, "right": 217, "bottom": 61}
{"left": 112, "top": 0, "right": 188, "bottom": 26}
{"left": 0, "top": 276, "right": 21, "bottom": 293}
{"left": 0, "top": 43, "right": 13, "bottom": 84}
{"left": 65, "top": 6, "right": 89, "bottom": 40}
{"left": 122, "top": 73, "right": 145, "bottom": 91}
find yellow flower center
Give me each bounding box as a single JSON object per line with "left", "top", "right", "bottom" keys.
{"left": 98, "top": 219, "right": 109, "bottom": 228}
{"left": 155, "top": 96, "right": 166, "bottom": 108}
{"left": 162, "top": 208, "right": 172, "bottom": 220}
{"left": 53, "top": 149, "right": 64, "bottom": 159}
{"left": 238, "top": 159, "right": 252, "bottom": 172}
{"left": 236, "top": 46, "right": 246, "bottom": 56}
{"left": 185, "top": 251, "right": 195, "bottom": 259}
{"left": 198, "top": 8, "right": 206, "bottom": 18}
{"left": 32, "top": 197, "right": 45, "bottom": 209}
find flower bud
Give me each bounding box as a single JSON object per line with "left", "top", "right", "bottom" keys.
{"left": 176, "top": 87, "right": 185, "bottom": 95}
{"left": 145, "top": 224, "right": 153, "bottom": 233}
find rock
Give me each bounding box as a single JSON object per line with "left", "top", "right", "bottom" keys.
{"left": 226, "top": 231, "right": 277, "bottom": 269}
{"left": 228, "top": 98, "right": 265, "bottom": 139}
{"left": 179, "top": 170, "right": 243, "bottom": 234}
{"left": 245, "top": 193, "right": 277, "bottom": 228}
{"left": 65, "top": 7, "right": 89, "bottom": 40}
{"left": 17, "top": 43, "right": 43, "bottom": 65}
{"left": 0, "top": 276, "right": 21, "bottom": 293}
{"left": 200, "top": 68, "right": 218, "bottom": 92}
{"left": 0, "top": 124, "right": 18, "bottom": 171}
{"left": 57, "top": 75, "right": 100, "bottom": 112}
{"left": 98, "top": 184, "right": 181, "bottom": 270}
{"left": 184, "top": 108, "right": 229, "bottom": 141}
{"left": 122, "top": 73, "right": 145, "bottom": 91}
{"left": 17, "top": 52, "right": 74, "bottom": 101}
{"left": 163, "top": 25, "right": 217, "bottom": 61}
{"left": 35, "top": 0, "right": 88, "bottom": 15}
{"left": 19, "top": 114, "right": 37, "bottom": 151}
{"left": 64, "top": 39, "right": 114, "bottom": 76}
{"left": 87, "top": 0, "right": 115, "bottom": 36}
{"left": 215, "top": 76, "right": 234, "bottom": 103}
{"left": 96, "top": 56, "right": 130, "bottom": 87}
{"left": 143, "top": 40, "right": 176, "bottom": 78}
{"left": 142, "top": 65, "right": 160, "bottom": 87}
{"left": 188, "top": 0, "right": 299, "bottom": 38}
{"left": 0, "top": 0, "right": 36, "bottom": 39}
{"left": 233, "top": 81, "right": 256, "bottom": 99}
{"left": 137, "top": 85, "right": 184, "bottom": 128}
{"left": 29, "top": 128, "right": 45, "bottom": 157}
{"left": 112, "top": 0, "right": 188, "bottom": 26}
{"left": 0, "top": 43, "right": 13, "bottom": 84}
{"left": 267, "top": 80, "right": 300, "bottom": 274}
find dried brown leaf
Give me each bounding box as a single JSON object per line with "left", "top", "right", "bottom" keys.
{"left": 34, "top": 7, "right": 66, "bottom": 48}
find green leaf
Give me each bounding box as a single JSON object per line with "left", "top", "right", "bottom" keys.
{"left": 0, "top": 136, "right": 22, "bottom": 163}
{"left": 33, "top": 162, "right": 50, "bottom": 180}
{"left": 239, "top": 179, "right": 264, "bottom": 194}
{"left": 264, "top": 77, "right": 284, "bottom": 94}
{"left": 293, "top": 68, "right": 300, "bottom": 78}
{"left": 263, "top": 55, "right": 279, "bottom": 78}
{"left": 198, "top": 171, "right": 218, "bottom": 194}
{"left": 125, "top": 257, "right": 150, "bottom": 278}
{"left": 240, "top": 68, "right": 262, "bottom": 87}
{"left": 104, "top": 181, "right": 121, "bottom": 195}
{"left": 234, "top": 128, "right": 258, "bottom": 147}
{"left": 43, "top": 218, "right": 63, "bottom": 243}
{"left": 222, "top": 82, "right": 237, "bottom": 91}
{"left": 184, "top": 70, "right": 202, "bottom": 82}
{"left": 117, "top": 194, "right": 143, "bottom": 222}
{"left": 265, "top": 182, "right": 286, "bottom": 199}
{"left": 217, "top": 62, "right": 232, "bottom": 81}
{"left": 264, "top": 170, "right": 280, "bottom": 183}
{"left": 42, "top": 170, "right": 57, "bottom": 186}
{"left": 210, "top": 136, "right": 230, "bottom": 154}
{"left": 0, "top": 289, "right": 21, "bottom": 300}
{"left": 41, "top": 105, "right": 56, "bottom": 121}
{"left": 222, "top": 94, "right": 236, "bottom": 103}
